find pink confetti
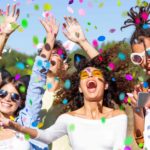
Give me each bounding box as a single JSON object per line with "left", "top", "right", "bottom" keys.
{"left": 67, "top": 6, "right": 74, "bottom": 14}
{"left": 123, "top": 97, "right": 128, "bottom": 104}
{"left": 57, "top": 49, "right": 63, "bottom": 55}
{"left": 79, "top": 0, "right": 84, "bottom": 3}
{"left": 88, "top": 1, "right": 93, "bottom": 8}
{"left": 135, "top": 18, "right": 140, "bottom": 24}
{"left": 99, "top": 48, "right": 103, "bottom": 53}
{"left": 125, "top": 74, "right": 133, "bottom": 81}
{"left": 108, "top": 62, "right": 115, "bottom": 70}
{"left": 109, "top": 28, "right": 116, "bottom": 33}
{"left": 141, "top": 12, "right": 149, "bottom": 21}
{"left": 92, "top": 40, "right": 98, "bottom": 48}
{"left": 69, "top": 0, "right": 74, "bottom": 5}
{"left": 78, "top": 8, "right": 86, "bottom": 16}
{"left": 15, "top": 74, "right": 21, "bottom": 80}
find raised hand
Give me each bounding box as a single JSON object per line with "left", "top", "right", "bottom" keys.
{"left": 0, "top": 4, "right": 20, "bottom": 36}
{"left": 63, "top": 16, "right": 86, "bottom": 43}
{"left": 40, "top": 15, "right": 59, "bottom": 43}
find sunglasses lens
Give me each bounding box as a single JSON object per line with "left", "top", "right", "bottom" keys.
{"left": 80, "top": 71, "right": 89, "bottom": 80}
{"left": 132, "top": 55, "right": 143, "bottom": 64}
{"left": 11, "top": 93, "right": 20, "bottom": 102}
{"left": 0, "top": 90, "right": 7, "bottom": 98}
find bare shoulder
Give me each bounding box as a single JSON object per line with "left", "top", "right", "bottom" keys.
{"left": 112, "top": 109, "right": 126, "bottom": 117}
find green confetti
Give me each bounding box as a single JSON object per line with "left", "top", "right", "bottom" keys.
{"left": 19, "top": 85, "right": 26, "bottom": 93}
{"left": 98, "top": 2, "right": 104, "bottom": 8}
{"left": 24, "top": 134, "right": 30, "bottom": 140}
{"left": 26, "top": 58, "right": 34, "bottom": 66}
{"left": 138, "top": 143, "right": 144, "bottom": 148}
{"left": 43, "top": 37, "right": 46, "bottom": 44}
{"left": 87, "top": 22, "right": 91, "bottom": 26}
{"left": 136, "top": 0, "right": 142, "bottom": 6}
{"left": 119, "top": 105, "right": 125, "bottom": 110}
{"left": 138, "top": 76, "right": 144, "bottom": 82}
{"left": 121, "top": 11, "right": 128, "bottom": 17}
{"left": 33, "top": 36, "right": 39, "bottom": 45}
{"left": 34, "top": 4, "right": 39, "bottom": 10}
{"left": 29, "top": 99, "right": 32, "bottom": 106}
{"left": 10, "top": 22, "right": 18, "bottom": 30}
{"left": 17, "top": 26, "right": 24, "bottom": 32}
{"left": 117, "top": 0, "right": 122, "bottom": 7}
{"left": 101, "top": 117, "right": 106, "bottom": 123}
{"left": 43, "top": 3, "right": 52, "bottom": 11}
{"left": 86, "top": 28, "right": 89, "bottom": 32}
{"left": 124, "top": 136, "right": 133, "bottom": 145}
{"left": 43, "top": 85, "right": 47, "bottom": 90}
{"left": 68, "top": 124, "right": 75, "bottom": 132}
{"left": 21, "top": 19, "right": 28, "bottom": 28}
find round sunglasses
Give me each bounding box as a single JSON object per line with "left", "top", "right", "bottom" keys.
{"left": 130, "top": 48, "right": 150, "bottom": 65}
{"left": 0, "top": 89, "right": 20, "bottom": 102}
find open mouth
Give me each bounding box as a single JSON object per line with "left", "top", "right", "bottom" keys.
{"left": 50, "top": 60, "right": 56, "bottom": 66}
{"left": 86, "top": 80, "right": 97, "bottom": 93}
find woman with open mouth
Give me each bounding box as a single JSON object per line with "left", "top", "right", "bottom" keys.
{"left": 0, "top": 51, "right": 135, "bottom": 150}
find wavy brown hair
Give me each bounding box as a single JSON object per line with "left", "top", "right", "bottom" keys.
{"left": 55, "top": 43, "right": 140, "bottom": 112}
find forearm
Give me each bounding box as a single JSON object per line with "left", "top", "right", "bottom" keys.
{"left": 79, "top": 39, "right": 99, "bottom": 59}
{"left": 40, "top": 33, "right": 55, "bottom": 59}
{"left": 0, "top": 34, "right": 9, "bottom": 56}
{"left": 133, "top": 108, "right": 145, "bottom": 140}
{"left": 10, "top": 121, "right": 38, "bottom": 138}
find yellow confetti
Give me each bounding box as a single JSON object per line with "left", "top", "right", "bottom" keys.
{"left": 9, "top": 116, "right": 15, "bottom": 121}
{"left": 38, "top": 122, "right": 44, "bottom": 128}
{"left": 117, "top": 0, "right": 122, "bottom": 7}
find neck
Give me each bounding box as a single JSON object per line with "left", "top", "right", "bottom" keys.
{"left": 0, "top": 112, "right": 11, "bottom": 119}
{"left": 83, "top": 99, "right": 103, "bottom": 119}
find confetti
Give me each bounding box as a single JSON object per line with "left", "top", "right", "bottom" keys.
{"left": 143, "top": 81, "right": 149, "bottom": 88}
{"left": 10, "top": 22, "right": 18, "bottom": 30}
{"left": 92, "top": 40, "right": 98, "bottom": 48}
{"left": 143, "top": 24, "right": 149, "bottom": 29}
{"left": 37, "top": 60, "right": 43, "bottom": 67}
{"left": 124, "top": 136, "right": 133, "bottom": 145}
{"left": 98, "top": 2, "right": 104, "bottom": 8}
{"left": 15, "top": 74, "right": 21, "bottom": 80}
{"left": 62, "top": 98, "right": 68, "bottom": 104}
{"left": 124, "top": 146, "right": 131, "bottom": 150}
{"left": 138, "top": 142, "right": 144, "bottom": 148}
{"left": 64, "top": 79, "right": 71, "bottom": 89}
{"left": 101, "top": 117, "right": 106, "bottom": 123}
{"left": 68, "top": 123, "right": 75, "bottom": 132}
{"left": 118, "top": 52, "right": 126, "bottom": 60}
{"left": 26, "top": 58, "right": 34, "bottom": 66}
{"left": 98, "top": 36, "right": 105, "bottom": 41}
{"left": 17, "top": 26, "right": 24, "bottom": 32}
{"left": 111, "top": 77, "right": 116, "bottom": 82}
{"left": 32, "top": 121, "right": 38, "bottom": 127}
{"left": 141, "top": 12, "right": 149, "bottom": 21}
{"left": 125, "top": 74, "right": 133, "bottom": 81}
{"left": 117, "top": 0, "right": 122, "bottom": 7}
{"left": 19, "top": 85, "right": 26, "bottom": 93}
{"left": 119, "top": 92, "right": 125, "bottom": 101}
{"left": 43, "top": 3, "right": 52, "bottom": 11}
{"left": 24, "top": 134, "right": 30, "bottom": 140}
{"left": 87, "top": 22, "right": 91, "bottom": 26}
{"left": 33, "top": 36, "right": 39, "bottom": 45}
{"left": 16, "top": 62, "right": 25, "bottom": 70}
{"left": 34, "top": 4, "right": 39, "bottom": 11}
{"left": 109, "top": 28, "right": 116, "bottom": 33}
{"left": 29, "top": 99, "right": 32, "bottom": 105}
{"left": 79, "top": 0, "right": 83, "bottom": 3}
{"left": 78, "top": 8, "right": 86, "bottom": 16}
{"left": 69, "top": 0, "right": 74, "bottom": 5}
{"left": 21, "top": 19, "right": 28, "bottom": 28}
{"left": 67, "top": 6, "right": 74, "bottom": 14}
{"left": 47, "top": 83, "right": 52, "bottom": 89}
{"left": 108, "top": 62, "right": 115, "bottom": 71}
{"left": 38, "top": 122, "right": 44, "bottom": 128}
{"left": 94, "top": 26, "right": 97, "bottom": 29}
{"left": 9, "top": 116, "right": 15, "bottom": 121}
{"left": 138, "top": 76, "right": 144, "bottom": 82}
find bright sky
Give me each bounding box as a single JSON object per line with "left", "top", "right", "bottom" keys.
{"left": 0, "top": 0, "right": 143, "bottom": 55}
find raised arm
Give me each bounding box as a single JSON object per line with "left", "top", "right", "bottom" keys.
{"left": 16, "top": 16, "right": 59, "bottom": 127}
{"left": 63, "top": 16, "right": 99, "bottom": 59}
{"left": 0, "top": 4, "right": 20, "bottom": 56}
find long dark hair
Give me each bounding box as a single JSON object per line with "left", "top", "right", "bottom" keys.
{"left": 121, "top": 3, "right": 150, "bottom": 45}
{"left": 55, "top": 44, "right": 138, "bottom": 112}
{"left": 0, "top": 75, "right": 30, "bottom": 116}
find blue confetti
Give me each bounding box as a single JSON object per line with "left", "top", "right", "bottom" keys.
{"left": 37, "top": 60, "right": 43, "bottom": 67}
{"left": 143, "top": 81, "right": 149, "bottom": 88}
{"left": 46, "top": 61, "right": 51, "bottom": 69}
{"left": 118, "top": 52, "right": 126, "bottom": 61}
{"left": 76, "top": 56, "right": 81, "bottom": 63}
{"left": 111, "top": 77, "right": 116, "bottom": 82}
{"left": 32, "top": 121, "right": 38, "bottom": 127}
{"left": 16, "top": 62, "right": 25, "bottom": 70}
{"left": 143, "top": 24, "right": 149, "bottom": 29}
{"left": 47, "top": 83, "right": 52, "bottom": 89}
{"left": 119, "top": 92, "right": 125, "bottom": 101}
{"left": 62, "top": 98, "right": 68, "bottom": 104}
{"left": 64, "top": 79, "right": 71, "bottom": 89}
{"left": 98, "top": 36, "right": 105, "bottom": 41}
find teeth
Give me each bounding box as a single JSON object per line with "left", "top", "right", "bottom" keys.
{"left": 1, "top": 102, "right": 11, "bottom": 107}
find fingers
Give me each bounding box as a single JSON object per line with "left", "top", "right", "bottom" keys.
{"left": 63, "top": 29, "right": 70, "bottom": 39}
{"left": 15, "top": 9, "right": 20, "bottom": 20}
{"left": 11, "top": 4, "right": 16, "bottom": 17}
{"left": 127, "top": 93, "right": 137, "bottom": 107}
{"left": 40, "top": 19, "right": 50, "bottom": 32}
{"left": 6, "top": 4, "right": 10, "bottom": 16}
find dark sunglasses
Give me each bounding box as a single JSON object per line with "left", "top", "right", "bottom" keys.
{"left": 0, "top": 89, "right": 20, "bottom": 102}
